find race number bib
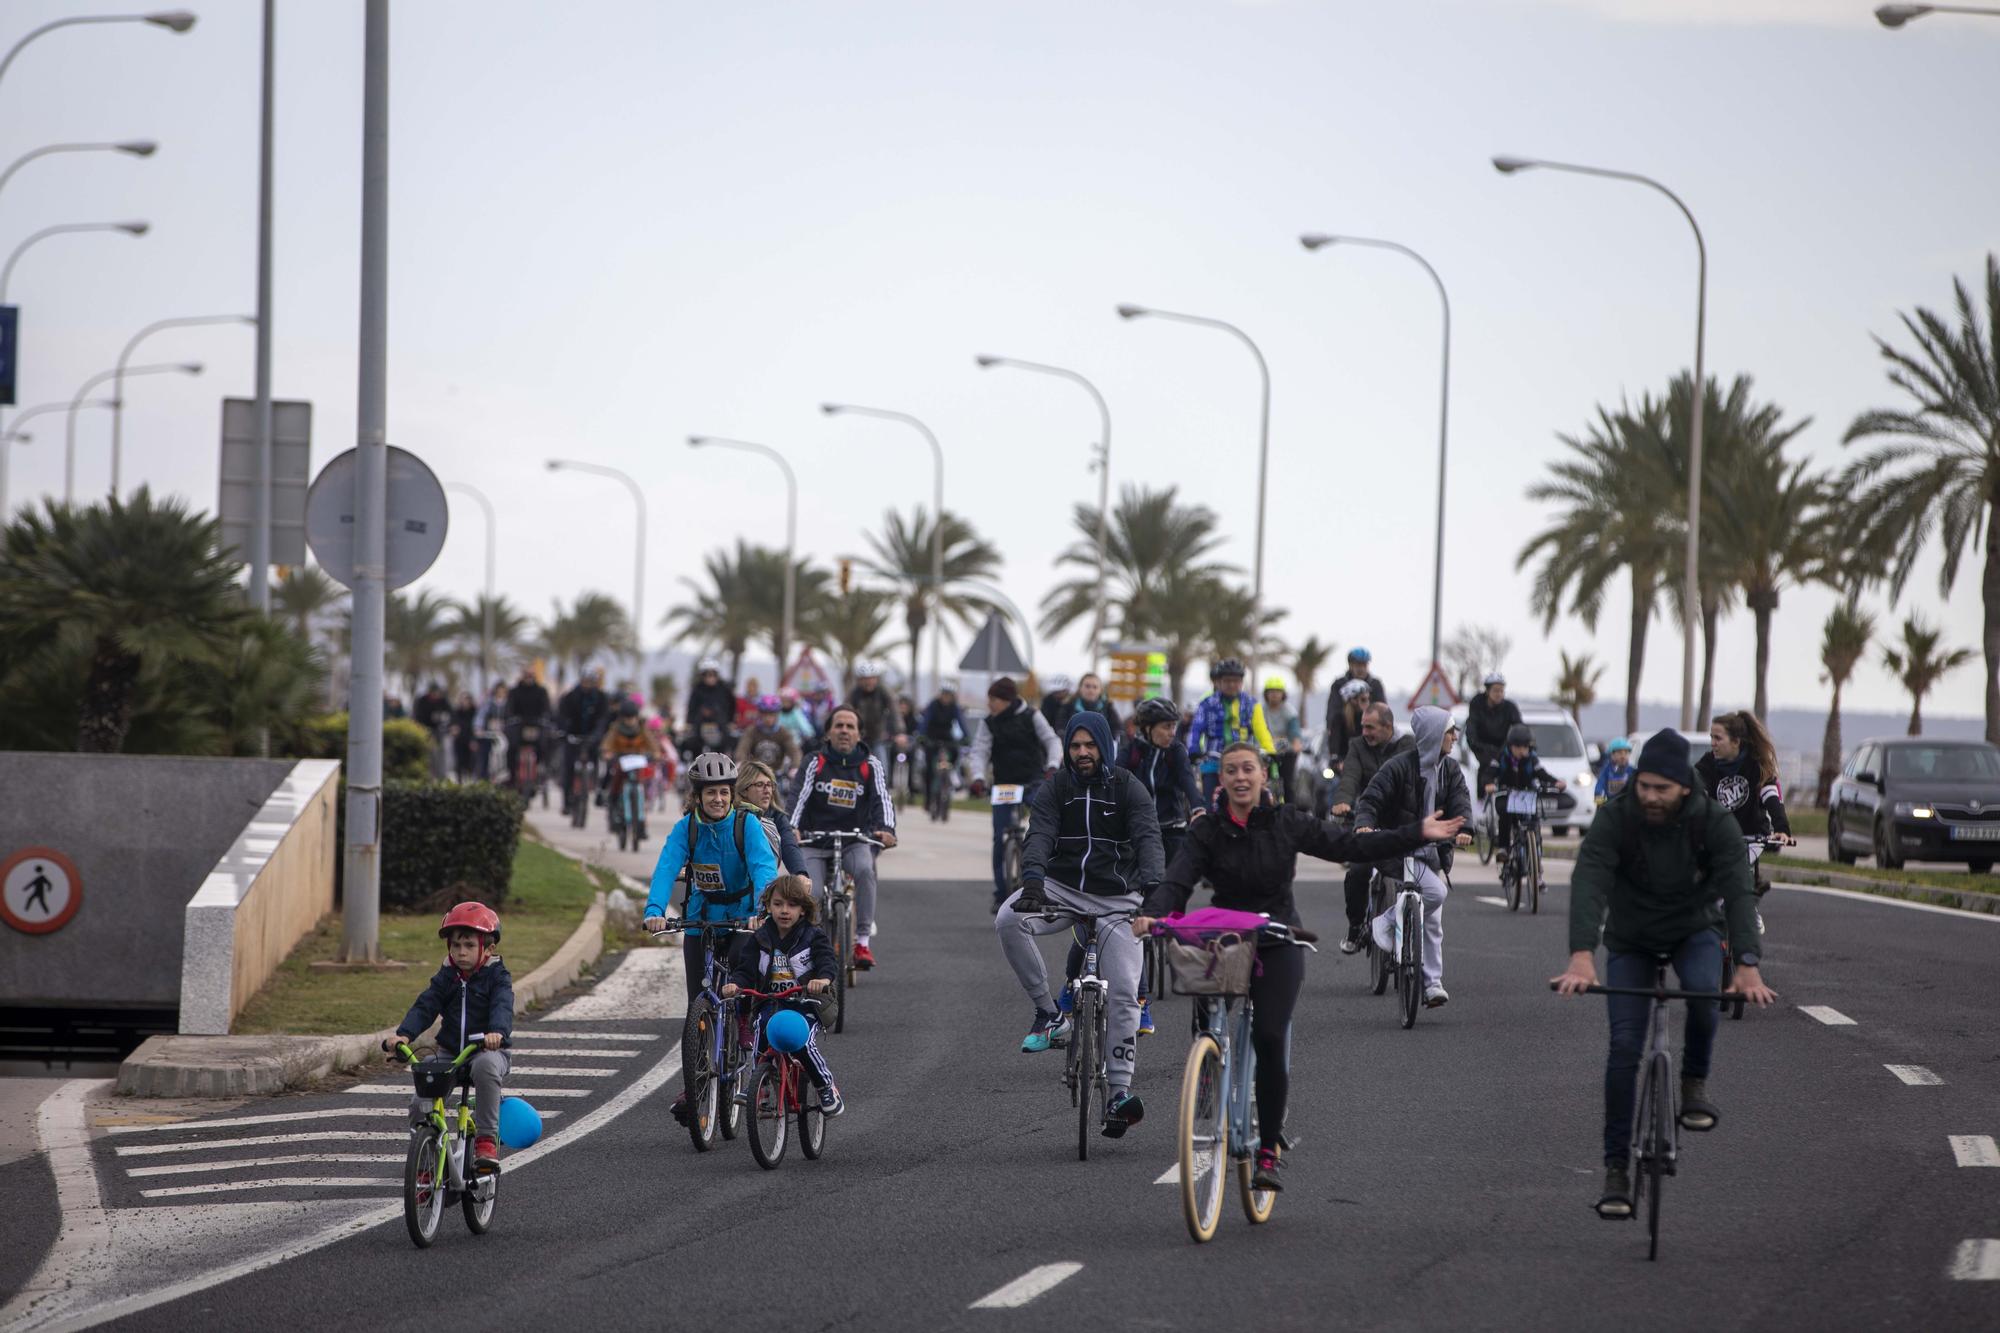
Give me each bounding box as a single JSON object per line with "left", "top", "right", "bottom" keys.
{"left": 772, "top": 954, "right": 797, "bottom": 986}
{"left": 691, "top": 863, "right": 724, "bottom": 893}
{"left": 826, "top": 779, "right": 860, "bottom": 810}
{"left": 991, "top": 784, "right": 1024, "bottom": 806}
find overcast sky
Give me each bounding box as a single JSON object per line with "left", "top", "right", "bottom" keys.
{"left": 6, "top": 0, "right": 1994, "bottom": 717}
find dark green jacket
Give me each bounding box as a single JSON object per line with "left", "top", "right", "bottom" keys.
{"left": 1568, "top": 789, "right": 1758, "bottom": 959}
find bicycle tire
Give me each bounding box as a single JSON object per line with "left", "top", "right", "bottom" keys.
{"left": 1645, "top": 1051, "right": 1671, "bottom": 1260}
{"left": 403, "top": 1130, "right": 446, "bottom": 1248}
{"left": 1528, "top": 829, "right": 1542, "bottom": 915}
{"left": 461, "top": 1158, "right": 497, "bottom": 1234}
{"left": 1003, "top": 828, "right": 1025, "bottom": 895}
{"left": 799, "top": 1066, "right": 827, "bottom": 1160}
{"left": 718, "top": 1013, "right": 743, "bottom": 1141}
{"left": 1368, "top": 881, "right": 1391, "bottom": 996}
{"left": 1074, "top": 988, "right": 1098, "bottom": 1161}
{"left": 1506, "top": 847, "right": 1522, "bottom": 912}
{"left": 1399, "top": 897, "right": 1421, "bottom": 1030}
{"left": 1178, "top": 1031, "right": 1226, "bottom": 1243}
{"left": 748, "top": 1061, "right": 788, "bottom": 1169}
{"left": 1477, "top": 806, "right": 1496, "bottom": 865}
{"left": 681, "top": 997, "right": 719, "bottom": 1152}
{"left": 826, "top": 894, "right": 849, "bottom": 1033}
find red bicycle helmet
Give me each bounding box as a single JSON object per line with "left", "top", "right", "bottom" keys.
{"left": 438, "top": 900, "right": 501, "bottom": 944}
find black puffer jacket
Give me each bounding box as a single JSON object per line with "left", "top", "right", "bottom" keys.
{"left": 1144, "top": 803, "right": 1425, "bottom": 929}
{"left": 397, "top": 957, "right": 514, "bottom": 1053}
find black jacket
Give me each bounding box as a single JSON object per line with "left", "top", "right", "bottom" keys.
{"left": 1145, "top": 804, "right": 1427, "bottom": 929}
{"left": 397, "top": 957, "right": 515, "bottom": 1052}
{"left": 505, "top": 680, "right": 551, "bottom": 725}
{"left": 1355, "top": 746, "right": 1472, "bottom": 873}
{"left": 789, "top": 742, "right": 897, "bottom": 837}
{"left": 1333, "top": 732, "right": 1414, "bottom": 809}
{"left": 1466, "top": 693, "right": 1522, "bottom": 766}
{"left": 557, "top": 684, "right": 611, "bottom": 739}
{"left": 1021, "top": 711, "right": 1164, "bottom": 898}
{"left": 1322, "top": 673, "right": 1386, "bottom": 751}
{"left": 728, "top": 918, "right": 838, "bottom": 993}
{"left": 1694, "top": 752, "right": 1791, "bottom": 839}
{"left": 1120, "top": 736, "right": 1203, "bottom": 827}
{"left": 686, "top": 679, "right": 737, "bottom": 729}
{"left": 845, "top": 684, "right": 901, "bottom": 744}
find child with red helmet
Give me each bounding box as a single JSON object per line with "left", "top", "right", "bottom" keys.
{"left": 386, "top": 901, "right": 514, "bottom": 1172}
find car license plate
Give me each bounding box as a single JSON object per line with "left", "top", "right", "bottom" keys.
{"left": 1950, "top": 825, "right": 2000, "bottom": 841}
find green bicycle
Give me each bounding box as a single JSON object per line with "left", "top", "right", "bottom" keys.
{"left": 389, "top": 1039, "right": 498, "bottom": 1248}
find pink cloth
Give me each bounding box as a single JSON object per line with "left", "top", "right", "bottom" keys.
{"left": 1156, "top": 907, "right": 1269, "bottom": 942}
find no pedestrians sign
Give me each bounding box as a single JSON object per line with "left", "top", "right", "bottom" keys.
{"left": 1, "top": 847, "right": 82, "bottom": 935}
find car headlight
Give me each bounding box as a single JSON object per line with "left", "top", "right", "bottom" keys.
{"left": 1573, "top": 770, "right": 1592, "bottom": 788}
{"left": 1893, "top": 801, "right": 1936, "bottom": 819}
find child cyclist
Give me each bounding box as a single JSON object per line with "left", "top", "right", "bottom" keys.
{"left": 1485, "top": 722, "right": 1561, "bottom": 869}
{"left": 382, "top": 902, "right": 513, "bottom": 1174}
{"left": 644, "top": 751, "right": 780, "bottom": 1124}
{"left": 1594, "top": 736, "right": 1634, "bottom": 805}
{"left": 721, "top": 874, "right": 844, "bottom": 1116}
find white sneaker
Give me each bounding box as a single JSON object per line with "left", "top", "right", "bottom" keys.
{"left": 1370, "top": 912, "right": 1395, "bottom": 954}
{"left": 1424, "top": 985, "right": 1449, "bottom": 1008}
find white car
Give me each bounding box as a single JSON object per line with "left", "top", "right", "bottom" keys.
{"left": 1455, "top": 701, "right": 1599, "bottom": 836}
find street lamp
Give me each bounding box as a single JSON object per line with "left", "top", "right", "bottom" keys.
{"left": 689, "top": 435, "right": 799, "bottom": 677}
{"left": 821, "top": 402, "right": 946, "bottom": 692}
{"left": 545, "top": 458, "right": 647, "bottom": 681}
{"left": 0, "top": 220, "right": 148, "bottom": 301}
{"left": 1115, "top": 302, "right": 1272, "bottom": 673}
{"left": 0, "top": 11, "right": 196, "bottom": 92}
{"left": 1493, "top": 153, "right": 1708, "bottom": 732}
{"left": 66, "top": 361, "right": 200, "bottom": 502}
{"left": 0, "top": 140, "right": 156, "bottom": 211}
{"left": 974, "top": 354, "right": 1113, "bottom": 671}
{"left": 1299, "top": 233, "right": 1453, "bottom": 671}
{"left": 445, "top": 482, "right": 498, "bottom": 689}
{"left": 1876, "top": 4, "right": 2000, "bottom": 24}
{"left": 111, "top": 313, "right": 254, "bottom": 495}
{"left": 1, "top": 398, "right": 111, "bottom": 517}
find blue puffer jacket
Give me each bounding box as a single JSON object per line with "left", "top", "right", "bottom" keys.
{"left": 397, "top": 957, "right": 514, "bottom": 1054}
{"left": 646, "top": 807, "right": 780, "bottom": 922}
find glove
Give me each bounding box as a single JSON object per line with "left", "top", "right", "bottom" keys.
{"left": 1013, "top": 880, "right": 1047, "bottom": 914}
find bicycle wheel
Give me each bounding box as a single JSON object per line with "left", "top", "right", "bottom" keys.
{"left": 461, "top": 1153, "right": 498, "bottom": 1234}
{"left": 825, "top": 893, "right": 850, "bottom": 1032}
{"left": 1368, "top": 884, "right": 1391, "bottom": 996}
{"left": 799, "top": 1068, "right": 827, "bottom": 1160}
{"left": 838, "top": 884, "right": 858, "bottom": 990}
{"left": 1477, "top": 805, "right": 1496, "bottom": 865}
{"left": 1399, "top": 898, "right": 1421, "bottom": 1030}
{"left": 681, "top": 997, "right": 719, "bottom": 1152}
{"left": 747, "top": 1061, "right": 788, "bottom": 1169}
{"left": 1236, "top": 1032, "right": 1275, "bottom": 1224}
{"left": 1644, "top": 1052, "right": 1671, "bottom": 1260}
{"left": 402, "top": 1129, "right": 446, "bottom": 1248}
{"left": 1527, "top": 829, "right": 1543, "bottom": 915}
{"left": 1074, "top": 989, "right": 1099, "bottom": 1161}
{"left": 718, "top": 1013, "right": 743, "bottom": 1141}
{"left": 1506, "top": 847, "right": 1522, "bottom": 912}
{"left": 1003, "top": 828, "right": 1025, "bottom": 894}
{"left": 1177, "top": 1032, "right": 1226, "bottom": 1243}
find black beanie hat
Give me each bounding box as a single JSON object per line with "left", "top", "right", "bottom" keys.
{"left": 1636, "top": 730, "right": 1694, "bottom": 788}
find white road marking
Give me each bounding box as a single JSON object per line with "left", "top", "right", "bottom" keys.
{"left": 543, "top": 949, "right": 681, "bottom": 1020}
{"left": 0, "top": 1080, "right": 112, "bottom": 1328}
{"left": 1154, "top": 1163, "right": 1179, "bottom": 1185}
{"left": 1798, "top": 1005, "right": 1856, "bottom": 1026}
{"left": 504, "top": 1066, "right": 617, "bottom": 1077}
{"left": 117, "top": 1132, "right": 406, "bottom": 1158}
{"left": 1950, "top": 1135, "right": 2000, "bottom": 1167}
{"left": 485, "top": 1048, "right": 639, "bottom": 1058}
{"left": 1771, "top": 883, "right": 2000, "bottom": 923}
{"left": 139, "top": 1178, "right": 392, "bottom": 1200}
{"left": 127, "top": 1155, "right": 400, "bottom": 1178}
{"left": 1950, "top": 1239, "right": 2000, "bottom": 1280}
{"left": 344, "top": 1084, "right": 593, "bottom": 1098}
{"left": 1475, "top": 896, "right": 1508, "bottom": 907}
{"left": 512, "top": 1030, "right": 658, "bottom": 1040}
{"left": 1885, "top": 1064, "right": 1944, "bottom": 1086}
{"left": 969, "top": 1263, "right": 1084, "bottom": 1309}
{"left": 107, "top": 1108, "right": 406, "bottom": 1135}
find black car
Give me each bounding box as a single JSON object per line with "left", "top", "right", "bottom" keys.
{"left": 1827, "top": 737, "right": 2000, "bottom": 871}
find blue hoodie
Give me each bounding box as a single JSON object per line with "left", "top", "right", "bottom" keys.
{"left": 646, "top": 807, "right": 780, "bottom": 922}
{"left": 1019, "top": 710, "right": 1166, "bottom": 898}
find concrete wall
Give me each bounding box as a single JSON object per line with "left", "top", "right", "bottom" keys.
{"left": 0, "top": 754, "right": 293, "bottom": 1009}
{"left": 180, "top": 760, "right": 340, "bottom": 1034}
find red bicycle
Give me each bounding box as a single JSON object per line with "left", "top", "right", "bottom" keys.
{"left": 733, "top": 986, "right": 827, "bottom": 1169}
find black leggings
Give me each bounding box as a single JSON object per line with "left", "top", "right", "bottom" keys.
{"left": 1249, "top": 943, "right": 1305, "bottom": 1151}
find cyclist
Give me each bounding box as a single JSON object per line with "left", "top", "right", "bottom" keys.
{"left": 968, "top": 676, "right": 1061, "bottom": 910}
{"left": 1355, "top": 706, "right": 1474, "bottom": 1009}
{"left": 600, "top": 698, "right": 661, "bottom": 822}
{"left": 1551, "top": 730, "right": 1776, "bottom": 1218}
{"left": 790, "top": 703, "right": 898, "bottom": 969}
{"left": 777, "top": 686, "right": 818, "bottom": 749}
{"left": 736, "top": 693, "right": 803, "bottom": 776}
{"left": 555, "top": 667, "right": 612, "bottom": 816}
{"left": 684, "top": 658, "right": 737, "bottom": 755}
{"left": 1070, "top": 672, "right": 1122, "bottom": 733}
{"left": 1189, "top": 658, "right": 1275, "bottom": 805}
{"left": 385, "top": 901, "right": 513, "bottom": 1174}
{"left": 916, "top": 679, "right": 969, "bottom": 799}
{"left": 1323, "top": 678, "right": 1374, "bottom": 806}
{"left": 1465, "top": 671, "right": 1521, "bottom": 799}
{"left": 737, "top": 759, "right": 808, "bottom": 875}
{"left": 845, "top": 660, "right": 905, "bottom": 773}
{"left": 1595, "top": 735, "right": 1635, "bottom": 804}
{"left": 1697, "top": 710, "right": 1795, "bottom": 895}
{"left": 1136, "top": 742, "right": 1460, "bottom": 1190}
{"left": 997, "top": 711, "right": 1163, "bottom": 1138}
{"left": 1261, "top": 676, "right": 1304, "bottom": 802}
{"left": 722, "top": 874, "right": 843, "bottom": 1116}
{"left": 502, "top": 666, "right": 552, "bottom": 790}
{"left": 1486, "top": 722, "right": 1561, "bottom": 887}
{"left": 1038, "top": 673, "right": 1076, "bottom": 732}
{"left": 1330, "top": 701, "right": 1413, "bottom": 953}
{"left": 1320, "top": 646, "right": 1386, "bottom": 754}
{"left": 472, "top": 681, "right": 509, "bottom": 782}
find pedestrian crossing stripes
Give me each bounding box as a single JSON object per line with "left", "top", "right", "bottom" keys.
{"left": 1950, "top": 1239, "right": 2000, "bottom": 1281}
{"left": 510, "top": 1030, "right": 658, "bottom": 1041}
{"left": 106, "top": 1107, "right": 409, "bottom": 1134}
{"left": 1884, "top": 1064, "right": 1943, "bottom": 1085}
{"left": 504, "top": 1067, "right": 617, "bottom": 1077}
{"left": 117, "top": 1131, "right": 408, "bottom": 1157}
{"left": 139, "top": 1177, "right": 391, "bottom": 1200}
{"left": 489, "top": 1048, "right": 640, "bottom": 1058}
{"left": 344, "top": 1084, "right": 594, "bottom": 1097}
{"left": 128, "top": 1154, "right": 401, "bottom": 1177}
{"left": 1798, "top": 1005, "right": 1856, "bottom": 1026}
{"left": 1949, "top": 1135, "right": 1999, "bottom": 1167}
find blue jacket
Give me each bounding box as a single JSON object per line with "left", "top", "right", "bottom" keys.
{"left": 397, "top": 957, "right": 514, "bottom": 1053}
{"left": 647, "top": 807, "right": 780, "bottom": 922}
{"left": 1189, "top": 691, "right": 1271, "bottom": 768}
{"left": 1595, "top": 757, "right": 1634, "bottom": 801}
{"left": 1119, "top": 736, "right": 1203, "bottom": 827}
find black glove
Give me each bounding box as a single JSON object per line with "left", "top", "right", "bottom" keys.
{"left": 1013, "top": 880, "right": 1047, "bottom": 914}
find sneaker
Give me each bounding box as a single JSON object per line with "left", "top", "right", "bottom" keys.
{"left": 1101, "top": 1091, "right": 1144, "bottom": 1138}
{"left": 473, "top": 1136, "right": 499, "bottom": 1173}
{"left": 1021, "top": 1009, "right": 1067, "bottom": 1053}
{"left": 817, "top": 1085, "right": 844, "bottom": 1117}
{"left": 1597, "top": 1162, "right": 1633, "bottom": 1219}
{"left": 1679, "top": 1077, "right": 1718, "bottom": 1131}
{"left": 854, "top": 942, "right": 876, "bottom": 970}
{"left": 1136, "top": 1000, "right": 1155, "bottom": 1037}
{"left": 670, "top": 1090, "right": 691, "bottom": 1126}
{"left": 1339, "top": 927, "right": 1361, "bottom": 956}
{"left": 1252, "top": 1147, "right": 1285, "bottom": 1192}
{"left": 1370, "top": 912, "right": 1395, "bottom": 953}
{"left": 1424, "top": 985, "right": 1449, "bottom": 1008}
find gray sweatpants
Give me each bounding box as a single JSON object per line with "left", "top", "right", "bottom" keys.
{"left": 804, "top": 843, "right": 880, "bottom": 941}
{"left": 409, "top": 1049, "right": 509, "bottom": 1141}
{"left": 995, "top": 881, "right": 1142, "bottom": 1096}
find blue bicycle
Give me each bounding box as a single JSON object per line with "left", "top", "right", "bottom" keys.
{"left": 652, "top": 920, "right": 753, "bottom": 1151}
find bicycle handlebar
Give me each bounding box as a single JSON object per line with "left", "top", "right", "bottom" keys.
{"left": 733, "top": 986, "right": 813, "bottom": 1001}
{"left": 384, "top": 1039, "right": 486, "bottom": 1063}
{"left": 649, "top": 919, "right": 756, "bottom": 938}
{"left": 802, "top": 829, "right": 885, "bottom": 849}
{"left": 1549, "top": 981, "right": 1749, "bottom": 1016}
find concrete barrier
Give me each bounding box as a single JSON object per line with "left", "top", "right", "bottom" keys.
{"left": 179, "top": 759, "right": 341, "bottom": 1034}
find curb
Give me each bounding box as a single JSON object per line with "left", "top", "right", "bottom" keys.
{"left": 1541, "top": 844, "right": 2000, "bottom": 915}
{"left": 514, "top": 892, "right": 607, "bottom": 1008}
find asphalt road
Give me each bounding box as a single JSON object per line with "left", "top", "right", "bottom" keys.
{"left": 5, "top": 820, "right": 1998, "bottom": 1331}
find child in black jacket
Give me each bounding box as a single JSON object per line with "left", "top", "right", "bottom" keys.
{"left": 724, "top": 874, "right": 844, "bottom": 1116}
{"left": 388, "top": 901, "right": 514, "bottom": 1172}
{"left": 1485, "top": 723, "right": 1560, "bottom": 861}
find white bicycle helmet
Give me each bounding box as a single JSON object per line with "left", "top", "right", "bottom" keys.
{"left": 1339, "top": 679, "right": 1371, "bottom": 702}
{"left": 1044, "top": 673, "right": 1074, "bottom": 694}
{"left": 687, "top": 752, "right": 738, "bottom": 787}
{"left": 696, "top": 656, "right": 723, "bottom": 675}
{"left": 854, "top": 658, "right": 883, "bottom": 679}
{"left": 1483, "top": 671, "right": 1506, "bottom": 687}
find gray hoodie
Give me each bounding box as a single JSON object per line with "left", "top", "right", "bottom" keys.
{"left": 1356, "top": 704, "right": 1471, "bottom": 873}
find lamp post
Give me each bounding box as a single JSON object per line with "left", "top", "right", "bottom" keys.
{"left": 446, "top": 482, "right": 498, "bottom": 689}
{"left": 0, "top": 220, "right": 149, "bottom": 301}
{"left": 689, "top": 435, "right": 798, "bottom": 677}
{"left": 821, "top": 403, "right": 946, "bottom": 693}
{"left": 975, "top": 354, "right": 1112, "bottom": 671}
{"left": 248, "top": 0, "right": 277, "bottom": 613}
{"left": 0, "top": 140, "right": 155, "bottom": 212}
{"left": 66, "top": 360, "right": 200, "bottom": 501}
{"left": 0, "top": 11, "right": 195, "bottom": 93}
{"left": 1493, "top": 153, "right": 1708, "bottom": 732}
{"left": 546, "top": 459, "right": 647, "bottom": 681}
{"left": 2, "top": 398, "right": 112, "bottom": 517}
{"left": 1115, "top": 303, "right": 1271, "bottom": 672}
{"left": 1876, "top": 4, "right": 2000, "bottom": 24}
{"left": 111, "top": 313, "right": 253, "bottom": 495}
{"left": 1299, "top": 233, "right": 1453, "bottom": 670}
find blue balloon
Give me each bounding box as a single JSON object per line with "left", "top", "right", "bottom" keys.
{"left": 765, "top": 1009, "right": 811, "bottom": 1054}
{"left": 497, "top": 1095, "right": 542, "bottom": 1149}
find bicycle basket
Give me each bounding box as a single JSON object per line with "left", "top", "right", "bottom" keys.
{"left": 1162, "top": 931, "right": 1258, "bottom": 997}
{"left": 1504, "top": 789, "right": 1540, "bottom": 816}
{"left": 410, "top": 1054, "right": 463, "bottom": 1099}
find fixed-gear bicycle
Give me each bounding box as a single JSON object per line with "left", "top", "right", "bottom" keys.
{"left": 386, "top": 1038, "right": 499, "bottom": 1249}
{"left": 651, "top": 920, "right": 754, "bottom": 1151}
{"left": 800, "top": 828, "right": 882, "bottom": 1033}
{"left": 1034, "top": 906, "right": 1132, "bottom": 1161}
{"left": 735, "top": 986, "right": 829, "bottom": 1169}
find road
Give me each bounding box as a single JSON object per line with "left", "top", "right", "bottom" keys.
{"left": 4, "top": 807, "right": 1997, "bottom": 1331}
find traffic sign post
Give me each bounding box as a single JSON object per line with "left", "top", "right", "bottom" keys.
{"left": 305, "top": 444, "right": 447, "bottom": 591}
{"left": 219, "top": 396, "right": 310, "bottom": 567}
{"left": 0, "top": 305, "right": 18, "bottom": 406}
{"left": 1408, "top": 661, "right": 1461, "bottom": 713}
{"left": 1, "top": 846, "right": 82, "bottom": 935}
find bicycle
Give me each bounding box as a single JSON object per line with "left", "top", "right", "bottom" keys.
{"left": 734, "top": 986, "right": 829, "bottom": 1169}
{"left": 386, "top": 1038, "right": 499, "bottom": 1249}
{"left": 1367, "top": 857, "right": 1426, "bottom": 1028}
{"left": 993, "top": 784, "right": 1031, "bottom": 895}
{"left": 799, "top": 828, "right": 882, "bottom": 1034}
{"left": 1475, "top": 793, "right": 1499, "bottom": 866}
{"left": 1721, "top": 834, "right": 1788, "bottom": 1016}
{"left": 512, "top": 722, "right": 549, "bottom": 808}
{"left": 925, "top": 746, "right": 957, "bottom": 823}
{"left": 650, "top": 920, "right": 754, "bottom": 1151}
{"left": 1151, "top": 916, "right": 1313, "bottom": 1243}
{"left": 608, "top": 753, "right": 652, "bottom": 852}
{"left": 1498, "top": 779, "right": 1562, "bottom": 914}
{"left": 1552, "top": 968, "right": 1743, "bottom": 1260}
{"left": 1362, "top": 860, "right": 1396, "bottom": 999}
{"left": 566, "top": 737, "right": 598, "bottom": 829}
{"left": 1032, "top": 906, "right": 1133, "bottom": 1161}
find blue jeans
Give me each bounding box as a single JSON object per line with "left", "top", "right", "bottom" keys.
{"left": 1603, "top": 929, "right": 1722, "bottom": 1164}
{"left": 989, "top": 782, "right": 1040, "bottom": 900}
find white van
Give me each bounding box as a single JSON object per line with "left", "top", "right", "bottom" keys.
{"left": 1454, "top": 701, "right": 1598, "bottom": 836}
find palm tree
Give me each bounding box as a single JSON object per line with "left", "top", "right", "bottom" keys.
{"left": 1042, "top": 485, "right": 1233, "bottom": 648}
{"left": 1816, "top": 599, "right": 1876, "bottom": 807}
{"left": 663, "top": 544, "right": 762, "bottom": 682}
{"left": 1552, "top": 649, "right": 1605, "bottom": 724}
{"left": 0, "top": 489, "right": 245, "bottom": 752}
{"left": 1518, "top": 399, "right": 1680, "bottom": 735}
{"left": 1203, "top": 593, "right": 1287, "bottom": 676}
{"left": 541, "top": 592, "right": 630, "bottom": 686}
{"left": 1129, "top": 568, "right": 1229, "bottom": 703}
{"left": 1843, "top": 255, "right": 2000, "bottom": 745}
{"left": 1712, "top": 448, "right": 1840, "bottom": 721}
{"left": 807, "top": 587, "right": 901, "bottom": 691}
{"left": 273, "top": 564, "right": 345, "bottom": 650}
{"left": 729, "top": 544, "right": 833, "bottom": 672}
{"left": 381, "top": 589, "right": 463, "bottom": 697}
{"left": 447, "top": 593, "right": 532, "bottom": 688}
{"left": 204, "top": 616, "right": 329, "bottom": 756}
{"left": 1291, "top": 635, "right": 1335, "bottom": 731}
{"left": 860, "top": 507, "right": 1001, "bottom": 692}
{"left": 1882, "top": 615, "right": 1971, "bottom": 736}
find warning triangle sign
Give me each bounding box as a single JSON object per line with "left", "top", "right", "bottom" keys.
{"left": 958, "top": 613, "right": 1028, "bottom": 675}
{"left": 1408, "top": 661, "right": 1461, "bottom": 713}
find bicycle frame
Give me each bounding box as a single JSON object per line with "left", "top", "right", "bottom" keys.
{"left": 652, "top": 921, "right": 754, "bottom": 1089}
{"left": 391, "top": 1040, "right": 487, "bottom": 1192}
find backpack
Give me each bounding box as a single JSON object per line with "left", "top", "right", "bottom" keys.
{"left": 675, "top": 809, "right": 751, "bottom": 909}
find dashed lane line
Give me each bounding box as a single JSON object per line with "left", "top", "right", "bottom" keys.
{"left": 1885, "top": 1065, "right": 1944, "bottom": 1086}
{"left": 1475, "top": 896, "right": 1509, "bottom": 907}
{"left": 106, "top": 1108, "right": 406, "bottom": 1135}
{"left": 127, "top": 1155, "right": 400, "bottom": 1178}
{"left": 969, "top": 1263, "right": 1084, "bottom": 1309}
{"left": 1798, "top": 1006, "right": 1856, "bottom": 1026}
{"left": 344, "top": 1084, "right": 592, "bottom": 1097}
{"left": 138, "top": 1178, "right": 393, "bottom": 1200}
{"left": 1949, "top": 1135, "right": 1999, "bottom": 1168}
{"left": 116, "top": 1132, "right": 405, "bottom": 1157}
{"left": 1950, "top": 1240, "right": 2000, "bottom": 1280}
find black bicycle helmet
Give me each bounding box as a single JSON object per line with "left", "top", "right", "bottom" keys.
{"left": 1210, "top": 657, "right": 1246, "bottom": 681}
{"left": 1135, "top": 696, "right": 1180, "bottom": 728}
{"left": 618, "top": 698, "right": 639, "bottom": 718}
{"left": 1505, "top": 723, "right": 1534, "bottom": 747}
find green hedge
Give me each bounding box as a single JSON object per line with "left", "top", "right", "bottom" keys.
{"left": 291, "top": 713, "right": 433, "bottom": 782}
{"left": 336, "top": 780, "right": 526, "bottom": 913}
